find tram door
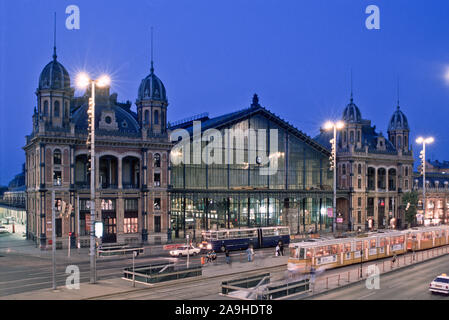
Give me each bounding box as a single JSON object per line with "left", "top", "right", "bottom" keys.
{"left": 257, "top": 228, "right": 263, "bottom": 249}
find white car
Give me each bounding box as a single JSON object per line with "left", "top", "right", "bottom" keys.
{"left": 0, "top": 225, "right": 8, "bottom": 234}
{"left": 429, "top": 274, "right": 449, "bottom": 294}
{"left": 169, "top": 245, "right": 201, "bottom": 257}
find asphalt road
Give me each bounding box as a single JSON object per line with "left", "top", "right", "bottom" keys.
{"left": 310, "top": 253, "right": 449, "bottom": 300}
{"left": 0, "top": 233, "right": 278, "bottom": 298}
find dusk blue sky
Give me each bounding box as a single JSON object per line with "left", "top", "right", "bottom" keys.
{"left": 1, "top": 0, "right": 449, "bottom": 185}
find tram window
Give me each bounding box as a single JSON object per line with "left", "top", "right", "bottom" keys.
{"left": 217, "top": 231, "right": 227, "bottom": 239}
{"left": 316, "top": 247, "right": 324, "bottom": 257}
{"left": 380, "top": 238, "right": 385, "bottom": 247}
{"left": 331, "top": 245, "right": 338, "bottom": 254}
{"left": 306, "top": 249, "right": 312, "bottom": 258}
{"left": 356, "top": 241, "right": 362, "bottom": 251}
{"left": 344, "top": 243, "right": 351, "bottom": 253}
{"left": 370, "top": 239, "right": 376, "bottom": 248}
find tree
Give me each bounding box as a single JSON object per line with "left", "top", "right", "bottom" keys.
{"left": 402, "top": 191, "right": 419, "bottom": 228}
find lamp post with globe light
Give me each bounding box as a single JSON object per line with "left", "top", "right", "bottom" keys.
{"left": 76, "top": 72, "right": 111, "bottom": 284}
{"left": 324, "top": 121, "right": 345, "bottom": 233}
{"left": 416, "top": 137, "right": 434, "bottom": 226}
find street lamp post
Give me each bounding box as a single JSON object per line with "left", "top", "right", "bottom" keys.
{"left": 76, "top": 73, "right": 111, "bottom": 284}
{"left": 416, "top": 137, "right": 434, "bottom": 227}
{"left": 324, "top": 121, "right": 345, "bottom": 233}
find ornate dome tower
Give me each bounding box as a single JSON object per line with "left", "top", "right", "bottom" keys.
{"left": 341, "top": 93, "right": 363, "bottom": 149}
{"left": 388, "top": 104, "right": 410, "bottom": 152}
{"left": 36, "top": 21, "right": 73, "bottom": 129}
{"left": 136, "top": 30, "right": 168, "bottom": 135}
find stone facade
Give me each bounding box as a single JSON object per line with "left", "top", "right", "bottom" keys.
{"left": 24, "top": 48, "right": 172, "bottom": 248}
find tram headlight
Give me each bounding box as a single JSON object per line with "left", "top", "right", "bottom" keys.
{"left": 207, "top": 244, "right": 212, "bottom": 250}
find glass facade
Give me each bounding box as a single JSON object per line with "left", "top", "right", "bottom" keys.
{"left": 169, "top": 112, "right": 339, "bottom": 239}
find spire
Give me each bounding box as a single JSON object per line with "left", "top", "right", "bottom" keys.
{"left": 350, "top": 68, "right": 353, "bottom": 103}
{"left": 396, "top": 77, "right": 400, "bottom": 110}
{"left": 150, "top": 26, "right": 154, "bottom": 74}
{"left": 53, "top": 12, "right": 57, "bottom": 60}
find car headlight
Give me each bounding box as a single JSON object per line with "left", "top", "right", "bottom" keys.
{"left": 199, "top": 244, "right": 203, "bottom": 248}
{"left": 207, "top": 244, "right": 212, "bottom": 250}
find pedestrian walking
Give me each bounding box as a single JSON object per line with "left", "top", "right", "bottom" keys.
{"left": 391, "top": 254, "right": 397, "bottom": 268}
{"left": 225, "top": 249, "right": 231, "bottom": 265}
{"left": 275, "top": 244, "right": 280, "bottom": 257}
{"left": 279, "top": 243, "right": 284, "bottom": 256}
{"left": 246, "top": 245, "right": 254, "bottom": 262}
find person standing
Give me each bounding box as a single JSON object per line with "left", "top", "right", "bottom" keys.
{"left": 225, "top": 249, "right": 231, "bottom": 265}
{"left": 246, "top": 246, "right": 252, "bottom": 262}
{"left": 279, "top": 243, "right": 284, "bottom": 256}
{"left": 275, "top": 244, "right": 280, "bottom": 257}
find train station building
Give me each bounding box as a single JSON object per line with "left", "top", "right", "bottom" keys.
{"left": 168, "top": 95, "right": 349, "bottom": 240}
{"left": 315, "top": 94, "right": 415, "bottom": 231}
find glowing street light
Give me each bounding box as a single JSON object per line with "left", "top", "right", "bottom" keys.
{"left": 76, "top": 72, "right": 111, "bottom": 284}
{"left": 416, "top": 136, "right": 434, "bottom": 226}
{"left": 324, "top": 121, "right": 345, "bottom": 233}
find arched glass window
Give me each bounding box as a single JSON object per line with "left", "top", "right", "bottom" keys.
{"left": 154, "top": 110, "right": 159, "bottom": 125}
{"left": 342, "top": 164, "right": 346, "bottom": 175}
{"left": 54, "top": 101, "right": 60, "bottom": 117}
{"left": 398, "top": 136, "right": 402, "bottom": 148}
{"left": 44, "top": 101, "right": 49, "bottom": 115}
{"left": 350, "top": 131, "right": 354, "bottom": 144}
{"left": 144, "top": 110, "right": 149, "bottom": 124}
{"left": 357, "top": 131, "right": 361, "bottom": 143}
{"left": 65, "top": 102, "right": 69, "bottom": 118}
{"left": 358, "top": 164, "right": 362, "bottom": 175}
{"left": 343, "top": 131, "right": 347, "bottom": 143}
{"left": 154, "top": 153, "right": 161, "bottom": 168}
{"left": 53, "top": 149, "right": 62, "bottom": 165}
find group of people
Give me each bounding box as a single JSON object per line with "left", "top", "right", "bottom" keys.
{"left": 275, "top": 242, "right": 285, "bottom": 256}
{"left": 206, "top": 242, "right": 286, "bottom": 266}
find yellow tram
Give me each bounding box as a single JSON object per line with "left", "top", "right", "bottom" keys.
{"left": 288, "top": 226, "right": 449, "bottom": 273}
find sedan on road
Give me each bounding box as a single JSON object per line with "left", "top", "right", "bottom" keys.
{"left": 169, "top": 245, "right": 201, "bottom": 257}
{"left": 0, "top": 225, "right": 8, "bottom": 234}
{"left": 429, "top": 274, "right": 449, "bottom": 294}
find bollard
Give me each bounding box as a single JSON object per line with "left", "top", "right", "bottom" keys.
{"left": 338, "top": 274, "right": 340, "bottom": 286}
{"left": 382, "top": 261, "right": 385, "bottom": 272}
{"left": 326, "top": 277, "right": 328, "bottom": 289}
{"left": 348, "top": 271, "right": 350, "bottom": 283}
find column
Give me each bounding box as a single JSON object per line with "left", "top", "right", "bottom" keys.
{"left": 141, "top": 148, "right": 148, "bottom": 242}
{"left": 118, "top": 157, "right": 123, "bottom": 189}
{"left": 39, "top": 143, "right": 46, "bottom": 249}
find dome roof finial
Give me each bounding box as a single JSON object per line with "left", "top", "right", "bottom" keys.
{"left": 53, "top": 12, "right": 57, "bottom": 61}
{"left": 350, "top": 68, "right": 353, "bottom": 103}
{"left": 251, "top": 94, "right": 260, "bottom": 108}
{"left": 150, "top": 26, "right": 154, "bottom": 74}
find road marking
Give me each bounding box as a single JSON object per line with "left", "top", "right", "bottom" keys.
{"left": 357, "top": 291, "right": 377, "bottom": 300}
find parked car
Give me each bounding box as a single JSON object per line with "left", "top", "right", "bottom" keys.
{"left": 169, "top": 245, "right": 201, "bottom": 257}
{"left": 0, "top": 225, "right": 8, "bottom": 234}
